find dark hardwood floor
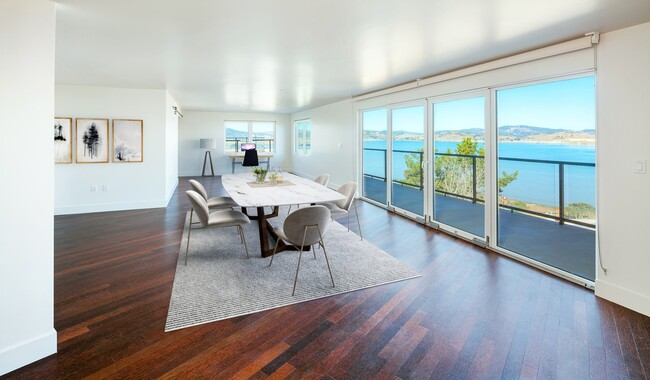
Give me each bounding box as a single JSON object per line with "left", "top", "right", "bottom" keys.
{"left": 4, "top": 177, "right": 649, "bottom": 379}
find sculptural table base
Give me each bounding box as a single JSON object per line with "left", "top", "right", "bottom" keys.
{"left": 241, "top": 206, "right": 311, "bottom": 258}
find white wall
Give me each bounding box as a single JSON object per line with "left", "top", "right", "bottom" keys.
{"left": 178, "top": 111, "right": 291, "bottom": 176}
{"left": 289, "top": 99, "right": 356, "bottom": 189}
{"left": 0, "top": 0, "right": 57, "bottom": 375}
{"left": 54, "top": 85, "right": 174, "bottom": 214}
{"left": 165, "top": 92, "right": 180, "bottom": 202}
{"left": 595, "top": 22, "right": 650, "bottom": 316}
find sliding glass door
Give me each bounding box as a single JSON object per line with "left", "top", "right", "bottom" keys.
{"left": 361, "top": 104, "right": 426, "bottom": 217}
{"left": 494, "top": 76, "right": 596, "bottom": 280}
{"left": 359, "top": 75, "right": 596, "bottom": 283}
{"left": 431, "top": 95, "right": 487, "bottom": 240}
{"left": 362, "top": 109, "right": 388, "bottom": 205}
{"left": 391, "top": 104, "right": 425, "bottom": 216}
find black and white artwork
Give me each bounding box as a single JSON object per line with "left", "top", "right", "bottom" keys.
{"left": 76, "top": 118, "right": 109, "bottom": 163}
{"left": 54, "top": 117, "right": 72, "bottom": 164}
{"left": 113, "top": 119, "right": 143, "bottom": 162}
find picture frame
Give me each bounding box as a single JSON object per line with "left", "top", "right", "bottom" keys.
{"left": 54, "top": 117, "right": 72, "bottom": 164}
{"left": 76, "top": 118, "right": 109, "bottom": 163}
{"left": 113, "top": 119, "right": 143, "bottom": 163}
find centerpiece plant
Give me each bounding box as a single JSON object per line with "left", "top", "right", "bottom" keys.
{"left": 252, "top": 168, "right": 267, "bottom": 183}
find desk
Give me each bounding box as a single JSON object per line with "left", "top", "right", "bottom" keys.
{"left": 228, "top": 152, "right": 274, "bottom": 173}
{"left": 221, "top": 173, "right": 345, "bottom": 257}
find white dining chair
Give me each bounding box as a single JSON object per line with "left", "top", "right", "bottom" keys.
{"left": 268, "top": 205, "right": 334, "bottom": 296}
{"left": 189, "top": 179, "right": 240, "bottom": 224}
{"left": 189, "top": 179, "right": 239, "bottom": 209}
{"left": 313, "top": 174, "right": 330, "bottom": 186}
{"left": 319, "top": 182, "right": 362, "bottom": 240}
{"left": 184, "top": 190, "right": 251, "bottom": 265}
{"left": 287, "top": 174, "right": 330, "bottom": 214}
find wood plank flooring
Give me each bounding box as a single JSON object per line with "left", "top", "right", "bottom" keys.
{"left": 4, "top": 177, "right": 649, "bottom": 379}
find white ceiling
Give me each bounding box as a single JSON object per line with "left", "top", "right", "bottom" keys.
{"left": 54, "top": 0, "right": 650, "bottom": 114}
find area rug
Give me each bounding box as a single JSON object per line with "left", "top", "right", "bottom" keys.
{"left": 165, "top": 208, "right": 421, "bottom": 331}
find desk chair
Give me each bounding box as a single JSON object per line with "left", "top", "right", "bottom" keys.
{"left": 242, "top": 149, "right": 259, "bottom": 167}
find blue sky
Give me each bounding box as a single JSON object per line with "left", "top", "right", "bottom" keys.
{"left": 497, "top": 76, "right": 595, "bottom": 131}
{"left": 362, "top": 76, "right": 596, "bottom": 133}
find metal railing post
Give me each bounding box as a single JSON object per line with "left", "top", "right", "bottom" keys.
{"left": 419, "top": 152, "right": 424, "bottom": 190}
{"left": 559, "top": 163, "right": 565, "bottom": 225}
{"left": 384, "top": 149, "right": 387, "bottom": 183}
{"left": 472, "top": 156, "right": 477, "bottom": 204}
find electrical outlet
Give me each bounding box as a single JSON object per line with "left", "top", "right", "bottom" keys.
{"left": 102, "top": 185, "right": 109, "bottom": 192}
{"left": 90, "top": 185, "right": 97, "bottom": 192}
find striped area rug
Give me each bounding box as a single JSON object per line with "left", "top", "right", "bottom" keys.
{"left": 165, "top": 209, "right": 420, "bottom": 331}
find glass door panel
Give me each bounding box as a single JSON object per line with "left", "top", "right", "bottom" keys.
{"left": 432, "top": 97, "right": 485, "bottom": 238}
{"left": 391, "top": 105, "right": 425, "bottom": 216}
{"left": 495, "top": 76, "right": 596, "bottom": 281}
{"left": 362, "top": 109, "right": 388, "bottom": 205}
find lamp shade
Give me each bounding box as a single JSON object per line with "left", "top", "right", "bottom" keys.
{"left": 200, "top": 138, "right": 217, "bottom": 149}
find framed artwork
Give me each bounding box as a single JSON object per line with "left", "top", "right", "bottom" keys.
{"left": 113, "top": 119, "right": 143, "bottom": 162}
{"left": 76, "top": 118, "right": 109, "bottom": 163}
{"left": 54, "top": 117, "right": 72, "bottom": 164}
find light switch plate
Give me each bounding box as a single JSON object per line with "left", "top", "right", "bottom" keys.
{"left": 634, "top": 160, "right": 647, "bottom": 174}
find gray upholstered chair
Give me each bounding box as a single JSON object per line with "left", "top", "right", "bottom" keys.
{"left": 184, "top": 190, "right": 251, "bottom": 265}
{"left": 189, "top": 179, "right": 239, "bottom": 209}
{"left": 287, "top": 174, "right": 330, "bottom": 214}
{"left": 319, "top": 182, "right": 362, "bottom": 239}
{"left": 268, "top": 205, "right": 334, "bottom": 296}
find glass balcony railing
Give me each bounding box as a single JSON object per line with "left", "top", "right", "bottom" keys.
{"left": 225, "top": 138, "right": 274, "bottom": 152}
{"left": 362, "top": 148, "right": 596, "bottom": 228}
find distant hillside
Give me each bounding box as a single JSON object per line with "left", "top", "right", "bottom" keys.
{"left": 363, "top": 125, "right": 595, "bottom": 144}
{"left": 225, "top": 128, "right": 248, "bottom": 138}
{"left": 225, "top": 127, "right": 273, "bottom": 138}
{"left": 498, "top": 125, "right": 568, "bottom": 138}
{"left": 496, "top": 126, "right": 594, "bottom": 144}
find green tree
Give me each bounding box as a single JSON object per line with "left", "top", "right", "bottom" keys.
{"left": 403, "top": 149, "right": 424, "bottom": 188}
{"left": 403, "top": 137, "right": 518, "bottom": 198}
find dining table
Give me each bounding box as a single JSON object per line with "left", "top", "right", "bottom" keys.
{"left": 221, "top": 172, "right": 346, "bottom": 257}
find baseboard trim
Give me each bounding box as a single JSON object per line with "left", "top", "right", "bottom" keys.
{"left": 596, "top": 279, "right": 650, "bottom": 317}
{"left": 166, "top": 178, "right": 179, "bottom": 206}
{"left": 54, "top": 200, "right": 167, "bottom": 215}
{"left": 0, "top": 329, "right": 57, "bottom": 376}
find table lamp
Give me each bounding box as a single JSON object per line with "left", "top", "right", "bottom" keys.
{"left": 200, "top": 138, "right": 217, "bottom": 176}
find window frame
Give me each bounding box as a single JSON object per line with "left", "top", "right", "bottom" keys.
{"left": 224, "top": 120, "right": 276, "bottom": 152}
{"left": 294, "top": 118, "right": 312, "bottom": 156}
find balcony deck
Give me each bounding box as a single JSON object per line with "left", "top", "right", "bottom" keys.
{"left": 363, "top": 176, "right": 595, "bottom": 281}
